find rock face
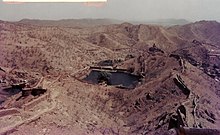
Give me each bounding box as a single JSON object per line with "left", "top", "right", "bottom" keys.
{"left": 162, "top": 128, "right": 220, "bottom": 135}
{"left": 173, "top": 75, "right": 190, "bottom": 97}
{"left": 0, "top": 20, "right": 220, "bottom": 135}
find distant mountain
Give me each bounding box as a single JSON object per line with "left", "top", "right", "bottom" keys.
{"left": 17, "top": 18, "right": 191, "bottom": 28}
{"left": 17, "top": 18, "right": 123, "bottom": 27}
{"left": 131, "top": 19, "right": 190, "bottom": 26}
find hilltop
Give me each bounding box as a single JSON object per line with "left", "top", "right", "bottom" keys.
{"left": 0, "top": 19, "right": 220, "bottom": 135}
{"left": 18, "top": 18, "right": 123, "bottom": 28}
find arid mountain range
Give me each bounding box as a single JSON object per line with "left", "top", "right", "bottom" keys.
{"left": 18, "top": 18, "right": 190, "bottom": 27}
{"left": 0, "top": 19, "right": 220, "bottom": 135}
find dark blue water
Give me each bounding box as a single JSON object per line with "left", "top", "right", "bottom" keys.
{"left": 83, "top": 70, "right": 141, "bottom": 88}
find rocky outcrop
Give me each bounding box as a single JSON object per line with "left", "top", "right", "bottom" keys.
{"left": 162, "top": 128, "right": 220, "bottom": 135}
{"left": 173, "top": 75, "right": 190, "bottom": 97}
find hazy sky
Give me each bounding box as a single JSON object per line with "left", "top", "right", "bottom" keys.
{"left": 0, "top": 0, "right": 220, "bottom": 22}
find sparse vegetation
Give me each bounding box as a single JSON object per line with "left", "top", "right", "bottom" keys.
{"left": 0, "top": 20, "right": 220, "bottom": 135}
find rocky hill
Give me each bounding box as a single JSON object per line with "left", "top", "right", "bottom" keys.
{"left": 0, "top": 19, "right": 220, "bottom": 135}
{"left": 18, "top": 18, "right": 123, "bottom": 28}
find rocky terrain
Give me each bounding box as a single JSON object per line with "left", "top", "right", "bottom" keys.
{"left": 18, "top": 19, "right": 123, "bottom": 28}
{"left": 0, "top": 19, "right": 220, "bottom": 135}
